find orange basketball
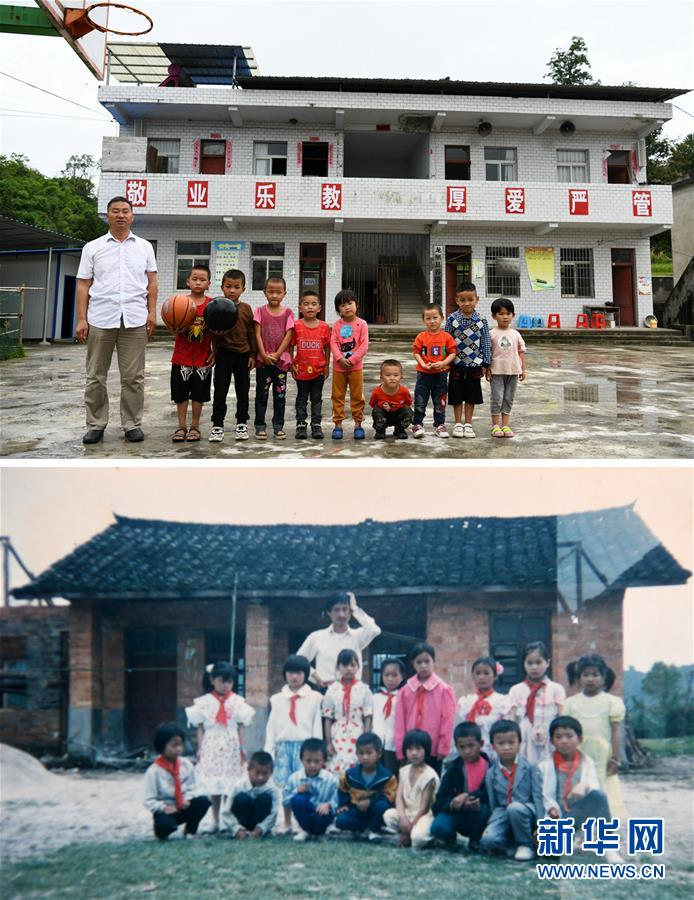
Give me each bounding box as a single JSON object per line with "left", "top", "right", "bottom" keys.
{"left": 161, "top": 294, "right": 197, "bottom": 331}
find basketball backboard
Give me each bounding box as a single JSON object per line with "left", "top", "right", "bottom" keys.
{"left": 34, "top": 1, "right": 109, "bottom": 80}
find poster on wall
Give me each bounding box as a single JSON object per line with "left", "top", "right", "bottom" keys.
{"left": 472, "top": 259, "right": 485, "bottom": 281}
{"left": 524, "top": 247, "right": 556, "bottom": 291}
{"left": 213, "top": 240, "right": 247, "bottom": 287}
{"left": 638, "top": 276, "right": 652, "bottom": 296}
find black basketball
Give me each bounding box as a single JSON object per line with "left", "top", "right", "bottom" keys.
{"left": 203, "top": 297, "right": 238, "bottom": 332}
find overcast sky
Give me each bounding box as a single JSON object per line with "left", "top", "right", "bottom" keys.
{"left": 0, "top": 0, "right": 692, "bottom": 176}
{"left": 1, "top": 465, "right": 691, "bottom": 671}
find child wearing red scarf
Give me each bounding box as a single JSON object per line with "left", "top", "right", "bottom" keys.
{"left": 508, "top": 641, "right": 565, "bottom": 764}
{"left": 143, "top": 722, "right": 210, "bottom": 840}
{"left": 456, "top": 655, "right": 510, "bottom": 759}
{"left": 185, "top": 660, "right": 254, "bottom": 832}
{"left": 265, "top": 654, "right": 323, "bottom": 833}
{"left": 321, "top": 648, "right": 374, "bottom": 774}
{"left": 371, "top": 657, "right": 405, "bottom": 776}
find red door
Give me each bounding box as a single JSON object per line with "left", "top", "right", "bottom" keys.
{"left": 611, "top": 250, "right": 635, "bottom": 326}
{"left": 126, "top": 630, "right": 177, "bottom": 750}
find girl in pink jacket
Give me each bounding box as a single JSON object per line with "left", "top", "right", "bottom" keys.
{"left": 394, "top": 642, "right": 456, "bottom": 774}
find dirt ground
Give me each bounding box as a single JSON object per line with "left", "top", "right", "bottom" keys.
{"left": 1, "top": 339, "right": 693, "bottom": 458}
{"left": 1, "top": 746, "right": 692, "bottom": 867}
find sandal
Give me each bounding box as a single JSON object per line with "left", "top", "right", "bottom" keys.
{"left": 491, "top": 425, "right": 504, "bottom": 438}
{"left": 501, "top": 426, "right": 515, "bottom": 438}
{"left": 274, "top": 430, "right": 286, "bottom": 440}
{"left": 186, "top": 425, "right": 201, "bottom": 442}
{"left": 256, "top": 431, "right": 267, "bottom": 441}
{"left": 172, "top": 427, "right": 187, "bottom": 443}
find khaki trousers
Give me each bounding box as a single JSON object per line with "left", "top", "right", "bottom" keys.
{"left": 331, "top": 368, "right": 364, "bottom": 424}
{"left": 85, "top": 321, "right": 147, "bottom": 431}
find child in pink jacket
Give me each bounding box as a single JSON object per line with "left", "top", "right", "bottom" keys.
{"left": 394, "top": 642, "right": 456, "bottom": 775}
{"left": 330, "top": 289, "right": 369, "bottom": 441}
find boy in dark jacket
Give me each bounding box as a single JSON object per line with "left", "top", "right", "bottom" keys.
{"left": 431, "top": 721, "right": 491, "bottom": 848}
{"left": 335, "top": 732, "right": 397, "bottom": 841}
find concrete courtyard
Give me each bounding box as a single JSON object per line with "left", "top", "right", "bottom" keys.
{"left": 1, "top": 339, "right": 693, "bottom": 459}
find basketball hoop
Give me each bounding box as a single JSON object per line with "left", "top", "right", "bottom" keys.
{"left": 65, "top": 2, "right": 153, "bottom": 39}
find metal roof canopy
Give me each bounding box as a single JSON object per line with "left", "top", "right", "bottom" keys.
{"left": 236, "top": 75, "right": 688, "bottom": 104}
{"left": 0, "top": 215, "right": 84, "bottom": 251}
{"left": 106, "top": 42, "right": 258, "bottom": 84}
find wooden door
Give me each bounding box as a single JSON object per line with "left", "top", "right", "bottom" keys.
{"left": 611, "top": 250, "right": 635, "bottom": 326}
{"left": 489, "top": 609, "right": 552, "bottom": 693}
{"left": 126, "top": 630, "right": 177, "bottom": 751}
{"left": 299, "top": 243, "right": 327, "bottom": 317}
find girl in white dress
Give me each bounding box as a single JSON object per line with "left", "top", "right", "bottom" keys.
{"left": 383, "top": 729, "right": 439, "bottom": 849}
{"left": 456, "top": 656, "right": 509, "bottom": 758}
{"left": 185, "top": 660, "right": 255, "bottom": 831}
{"left": 321, "top": 648, "right": 373, "bottom": 774}
{"left": 508, "top": 641, "right": 566, "bottom": 764}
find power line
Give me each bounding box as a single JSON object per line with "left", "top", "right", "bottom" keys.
{"left": 0, "top": 70, "right": 112, "bottom": 118}
{"left": 0, "top": 108, "right": 116, "bottom": 123}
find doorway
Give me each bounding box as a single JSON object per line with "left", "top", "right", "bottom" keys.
{"left": 489, "top": 609, "right": 552, "bottom": 693}
{"left": 606, "top": 150, "right": 631, "bottom": 185}
{"left": 61, "top": 275, "right": 76, "bottom": 339}
{"left": 445, "top": 246, "right": 472, "bottom": 315}
{"left": 301, "top": 142, "right": 329, "bottom": 177}
{"left": 299, "top": 243, "right": 327, "bottom": 316}
{"left": 611, "top": 249, "right": 636, "bottom": 326}
{"left": 125, "top": 630, "right": 177, "bottom": 750}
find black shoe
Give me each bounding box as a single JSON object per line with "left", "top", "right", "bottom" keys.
{"left": 374, "top": 429, "right": 386, "bottom": 440}
{"left": 82, "top": 429, "right": 104, "bottom": 445}
{"left": 124, "top": 427, "right": 144, "bottom": 442}
{"left": 295, "top": 423, "right": 308, "bottom": 439}
{"left": 311, "top": 424, "right": 324, "bottom": 439}
{"left": 394, "top": 427, "right": 408, "bottom": 440}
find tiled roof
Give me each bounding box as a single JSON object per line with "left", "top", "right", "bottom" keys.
{"left": 12, "top": 506, "right": 690, "bottom": 602}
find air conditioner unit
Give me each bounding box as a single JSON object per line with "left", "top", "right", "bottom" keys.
{"left": 478, "top": 121, "right": 493, "bottom": 136}
{"left": 560, "top": 120, "right": 576, "bottom": 135}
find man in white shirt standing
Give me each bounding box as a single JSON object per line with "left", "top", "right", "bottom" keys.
{"left": 76, "top": 196, "right": 158, "bottom": 444}
{"left": 296, "top": 591, "right": 381, "bottom": 690}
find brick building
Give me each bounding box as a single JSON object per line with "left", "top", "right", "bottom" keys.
{"left": 8, "top": 505, "right": 690, "bottom": 758}
{"left": 91, "top": 46, "right": 688, "bottom": 329}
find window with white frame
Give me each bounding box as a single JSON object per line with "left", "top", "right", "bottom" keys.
{"left": 484, "top": 147, "right": 517, "bottom": 181}
{"left": 560, "top": 248, "right": 595, "bottom": 298}
{"left": 485, "top": 246, "right": 520, "bottom": 296}
{"left": 251, "top": 242, "right": 285, "bottom": 290}
{"left": 557, "top": 149, "right": 589, "bottom": 183}
{"left": 253, "top": 142, "right": 288, "bottom": 176}
{"left": 146, "top": 138, "right": 180, "bottom": 174}
{"left": 175, "top": 241, "right": 211, "bottom": 290}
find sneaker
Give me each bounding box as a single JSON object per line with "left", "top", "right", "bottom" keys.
{"left": 354, "top": 426, "right": 366, "bottom": 440}
{"left": 412, "top": 424, "right": 425, "bottom": 438}
{"left": 235, "top": 424, "right": 249, "bottom": 441}
{"left": 463, "top": 423, "right": 476, "bottom": 438}
{"left": 452, "top": 423, "right": 465, "bottom": 438}
{"left": 434, "top": 425, "right": 450, "bottom": 438}
{"left": 394, "top": 427, "right": 408, "bottom": 440}
{"left": 514, "top": 846, "right": 534, "bottom": 861}
{"left": 293, "top": 829, "right": 309, "bottom": 843}
{"left": 374, "top": 429, "right": 386, "bottom": 440}
{"left": 311, "top": 424, "right": 324, "bottom": 440}
{"left": 295, "top": 423, "right": 308, "bottom": 439}
{"left": 208, "top": 426, "right": 224, "bottom": 443}
{"left": 325, "top": 823, "right": 340, "bottom": 835}
{"left": 366, "top": 830, "right": 382, "bottom": 843}
{"left": 331, "top": 426, "right": 344, "bottom": 440}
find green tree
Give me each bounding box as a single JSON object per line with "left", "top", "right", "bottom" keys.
{"left": 0, "top": 153, "right": 106, "bottom": 242}
{"left": 642, "top": 663, "right": 683, "bottom": 737}
{"left": 60, "top": 153, "right": 100, "bottom": 201}
{"left": 544, "top": 36, "right": 594, "bottom": 85}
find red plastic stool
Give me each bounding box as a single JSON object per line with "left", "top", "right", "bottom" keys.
{"left": 575, "top": 313, "right": 590, "bottom": 329}
{"left": 591, "top": 312, "right": 607, "bottom": 329}
{"left": 547, "top": 313, "right": 561, "bottom": 329}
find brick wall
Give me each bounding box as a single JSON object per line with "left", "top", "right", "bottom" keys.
{"left": 552, "top": 593, "right": 624, "bottom": 695}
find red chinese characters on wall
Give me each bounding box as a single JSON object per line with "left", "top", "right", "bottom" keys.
{"left": 505, "top": 187, "right": 525, "bottom": 214}
{"left": 569, "top": 189, "right": 589, "bottom": 215}
{"left": 255, "top": 182, "right": 276, "bottom": 209}
{"left": 187, "top": 181, "right": 208, "bottom": 208}
{"left": 321, "top": 183, "right": 342, "bottom": 210}
{"left": 632, "top": 190, "right": 652, "bottom": 217}
{"left": 225, "top": 141, "right": 233, "bottom": 173}
{"left": 446, "top": 186, "right": 467, "bottom": 213}
{"left": 125, "top": 179, "right": 147, "bottom": 207}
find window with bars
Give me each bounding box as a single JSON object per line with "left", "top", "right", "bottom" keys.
{"left": 560, "top": 248, "right": 595, "bottom": 298}
{"left": 253, "top": 142, "right": 288, "bottom": 176}
{"left": 175, "top": 241, "right": 211, "bottom": 290}
{"left": 146, "top": 139, "right": 180, "bottom": 174}
{"left": 557, "top": 149, "right": 589, "bottom": 183}
{"left": 485, "top": 246, "right": 520, "bottom": 296}
{"left": 445, "top": 145, "right": 471, "bottom": 180}
{"left": 484, "top": 147, "right": 517, "bottom": 181}
{"left": 251, "top": 242, "right": 285, "bottom": 290}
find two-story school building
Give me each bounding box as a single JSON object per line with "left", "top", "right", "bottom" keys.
{"left": 94, "top": 48, "right": 687, "bottom": 331}
{"left": 8, "top": 506, "right": 691, "bottom": 757}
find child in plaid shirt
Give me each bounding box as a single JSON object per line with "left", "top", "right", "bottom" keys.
{"left": 445, "top": 282, "right": 491, "bottom": 440}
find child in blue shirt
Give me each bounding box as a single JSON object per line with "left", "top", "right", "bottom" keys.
{"left": 335, "top": 732, "right": 397, "bottom": 841}
{"left": 283, "top": 738, "right": 338, "bottom": 841}
{"left": 445, "top": 281, "right": 491, "bottom": 440}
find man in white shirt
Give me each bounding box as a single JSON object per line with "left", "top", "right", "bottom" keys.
{"left": 76, "top": 196, "right": 158, "bottom": 444}
{"left": 295, "top": 591, "right": 381, "bottom": 689}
